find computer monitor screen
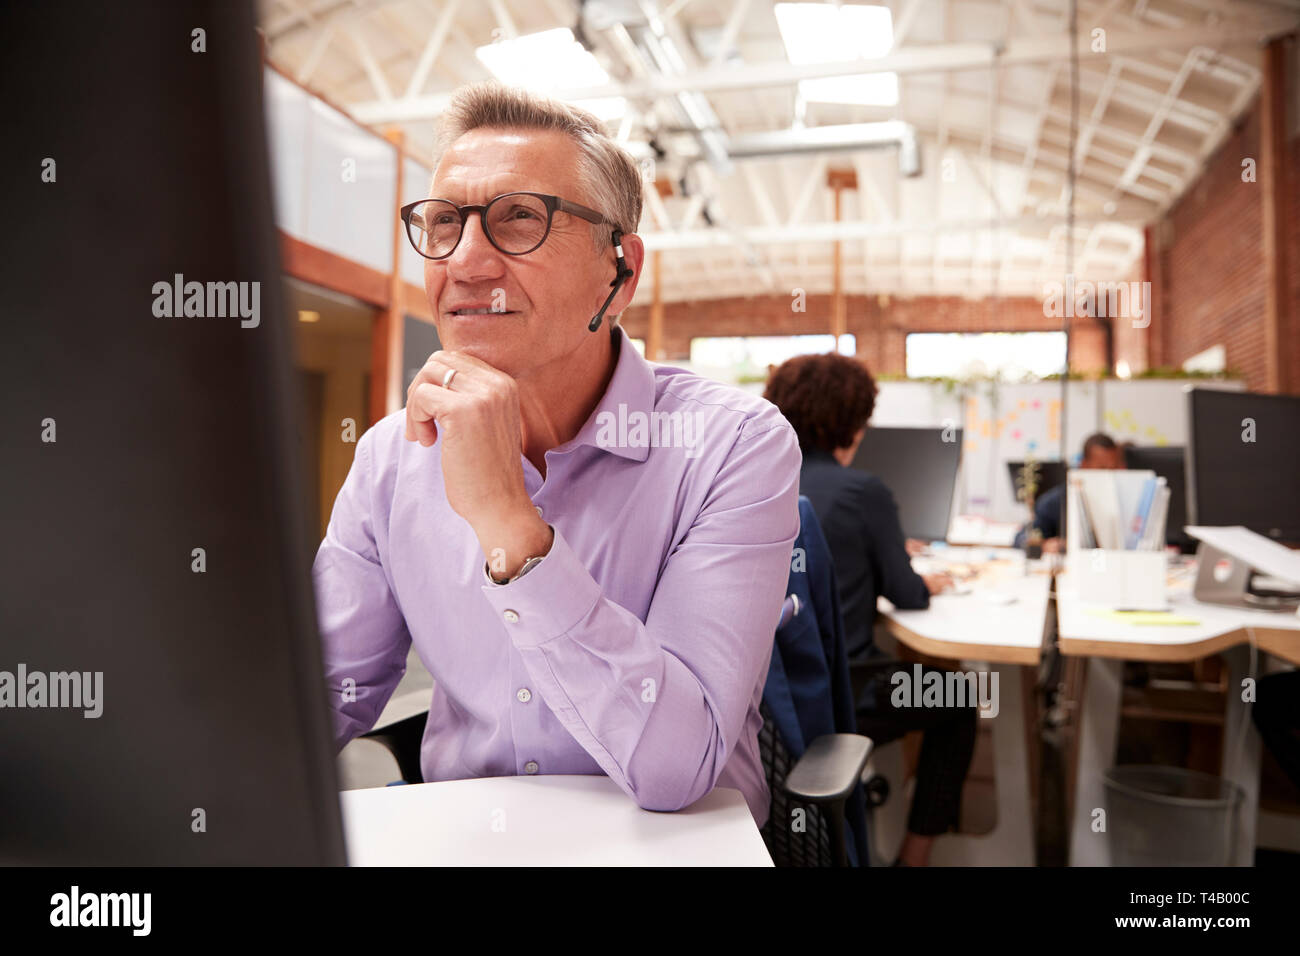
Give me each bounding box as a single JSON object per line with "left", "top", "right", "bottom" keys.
{"left": 1007, "top": 460, "right": 1068, "bottom": 506}
{"left": 0, "top": 0, "right": 346, "bottom": 864}
{"left": 1187, "top": 389, "right": 1300, "bottom": 543}
{"left": 1124, "top": 446, "right": 1194, "bottom": 552}
{"left": 851, "top": 426, "right": 963, "bottom": 542}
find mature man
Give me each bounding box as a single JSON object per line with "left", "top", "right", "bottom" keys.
{"left": 1014, "top": 432, "right": 1126, "bottom": 552}
{"left": 313, "top": 84, "right": 801, "bottom": 824}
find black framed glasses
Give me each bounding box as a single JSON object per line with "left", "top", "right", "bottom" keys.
{"left": 400, "top": 191, "right": 615, "bottom": 260}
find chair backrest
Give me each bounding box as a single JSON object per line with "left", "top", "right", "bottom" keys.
{"left": 760, "top": 496, "right": 870, "bottom": 866}
{"left": 758, "top": 699, "right": 837, "bottom": 866}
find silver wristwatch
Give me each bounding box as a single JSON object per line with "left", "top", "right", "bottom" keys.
{"left": 485, "top": 553, "right": 546, "bottom": 587}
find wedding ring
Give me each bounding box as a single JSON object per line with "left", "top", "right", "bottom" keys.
{"left": 442, "top": 368, "right": 457, "bottom": 390}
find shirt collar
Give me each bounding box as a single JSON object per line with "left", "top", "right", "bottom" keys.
{"left": 560, "top": 324, "right": 657, "bottom": 462}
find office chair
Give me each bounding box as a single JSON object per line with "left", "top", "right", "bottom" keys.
{"left": 758, "top": 700, "right": 874, "bottom": 866}
{"left": 758, "top": 496, "right": 881, "bottom": 866}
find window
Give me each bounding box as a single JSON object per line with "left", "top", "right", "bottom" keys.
{"left": 691, "top": 334, "right": 856, "bottom": 383}
{"left": 905, "top": 332, "right": 1067, "bottom": 380}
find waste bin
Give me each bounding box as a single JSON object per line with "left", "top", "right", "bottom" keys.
{"left": 1103, "top": 765, "right": 1244, "bottom": 866}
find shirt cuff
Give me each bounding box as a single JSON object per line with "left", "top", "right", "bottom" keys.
{"left": 478, "top": 525, "right": 602, "bottom": 648}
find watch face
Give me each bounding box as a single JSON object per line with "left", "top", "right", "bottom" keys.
{"left": 515, "top": 556, "right": 544, "bottom": 580}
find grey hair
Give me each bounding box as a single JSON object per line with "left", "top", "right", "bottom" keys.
{"left": 432, "top": 82, "right": 643, "bottom": 252}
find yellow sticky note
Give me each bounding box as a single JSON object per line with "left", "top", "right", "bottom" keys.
{"left": 1084, "top": 608, "right": 1200, "bottom": 626}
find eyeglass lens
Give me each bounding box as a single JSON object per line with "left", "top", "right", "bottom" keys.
{"left": 408, "top": 193, "right": 550, "bottom": 258}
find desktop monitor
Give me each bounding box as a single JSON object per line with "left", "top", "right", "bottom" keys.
{"left": 1007, "top": 460, "right": 1068, "bottom": 506}
{"left": 1187, "top": 388, "right": 1300, "bottom": 543}
{"left": 0, "top": 0, "right": 346, "bottom": 864}
{"left": 850, "top": 426, "right": 963, "bottom": 542}
{"left": 1124, "top": 446, "right": 1194, "bottom": 553}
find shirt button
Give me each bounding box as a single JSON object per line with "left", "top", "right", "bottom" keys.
{"left": 503, "top": 609, "right": 519, "bottom": 623}
{"left": 524, "top": 761, "right": 539, "bottom": 774}
{"left": 516, "top": 687, "right": 532, "bottom": 703}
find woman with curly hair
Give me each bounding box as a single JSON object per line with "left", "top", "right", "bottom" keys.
{"left": 765, "top": 353, "right": 975, "bottom": 867}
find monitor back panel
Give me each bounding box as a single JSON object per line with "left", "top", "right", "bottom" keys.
{"left": 0, "top": 0, "right": 346, "bottom": 864}
{"left": 851, "top": 427, "right": 963, "bottom": 542}
{"left": 1187, "top": 389, "right": 1300, "bottom": 543}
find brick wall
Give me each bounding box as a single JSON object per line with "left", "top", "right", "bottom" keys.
{"left": 1146, "top": 52, "right": 1300, "bottom": 394}
{"left": 1155, "top": 107, "right": 1270, "bottom": 387}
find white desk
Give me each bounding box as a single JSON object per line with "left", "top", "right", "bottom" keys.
{"left": 874, "top": 556, "right": 1052, "bottom": 866}
{"left": 1057, "top": 576, "right": 1300, "bottom": 663}
{"left": 340, "top": 774, "right": 773, "bottom": 866}
{"left": 880, "top": 558, "right": 1052, "bottom": 666}
{"left": 1057, "top": 573, "right": 1300, "bottom": 866}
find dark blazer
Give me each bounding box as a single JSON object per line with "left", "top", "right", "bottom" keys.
{"left": 763, "top": 496, "right": 869, "bottom": 866}
{"left": 798, "top": 448, "right": 929, "bottom": 661}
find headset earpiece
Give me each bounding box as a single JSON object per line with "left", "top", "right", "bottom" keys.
{"left": 588, "top": 229, "right": 634, "bottom": 332}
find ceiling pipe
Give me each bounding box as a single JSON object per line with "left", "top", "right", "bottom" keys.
{"left": 729, "top": 122, "right": 922, "bottom": 177}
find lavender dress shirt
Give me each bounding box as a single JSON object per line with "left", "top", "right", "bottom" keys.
{"left": 313, "top": 326, "right": 801, "bottom": 824}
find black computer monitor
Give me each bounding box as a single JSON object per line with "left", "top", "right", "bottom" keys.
{"left": 0, "top": 0, "right": 346, "bottom": 864}
{"left": 1187, "top": 389, "right": 1300, "bottom": 543}
{"left": 1124, "top": 446, "right": 1194, "bottom": 553}
{"left": 1007, "top": 460, "right": 1068, "bottom": 506}
{"left": 850, "top": 426, "right": 963, "bottom": 542}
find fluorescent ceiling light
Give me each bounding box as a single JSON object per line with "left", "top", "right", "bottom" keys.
{"left": 774, "top": 3, "right": 899, "bottom": 106}
{"left": 475, "top": 28, "right": 626, "bottom": 122}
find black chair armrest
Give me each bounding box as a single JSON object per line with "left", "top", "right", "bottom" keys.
{"left": 361, "top": 710, "right": 429, "bottom": 784}
{"left": 780, "top": 733, "right": 874, "bottom": 867}
{"left": 783, "top": 733, "right": 874, "bottom": 805}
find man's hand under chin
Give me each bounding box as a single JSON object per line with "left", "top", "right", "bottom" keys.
{"left": 405, "top": 349, "right": 553, "bottom": 579}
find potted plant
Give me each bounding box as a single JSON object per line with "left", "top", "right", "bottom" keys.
{"left": 1017, "top": 457, "right": 1044, "bottom": 559}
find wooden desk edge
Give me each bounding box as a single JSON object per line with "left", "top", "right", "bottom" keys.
{"left": 1058, "top": 626, "right": 1300, "bottom": 665}
{"left": 881, "top": 617, "right": 1042, "bottom": 666}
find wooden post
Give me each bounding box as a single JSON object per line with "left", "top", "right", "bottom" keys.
{"left": 1142, "top": 224, "right": 1163, "bottom": 372}
{"left": 832, "top": 187, "right": 844, "bottom": 345}
{"left": 371, "top": 128, "right": 407, "bottom": 425}
{"left": 826, "top": 168, "right": 858, "bottom": 349}
{"left": 1259, "top": 36, "right": 1293, "bottom": 395}
{"left": 647, "top": 249, "right": 664, "bottom": 361}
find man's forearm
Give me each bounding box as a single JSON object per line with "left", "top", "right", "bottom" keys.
{"left": 474, "top": 502, "right": 554, "bottom": 581}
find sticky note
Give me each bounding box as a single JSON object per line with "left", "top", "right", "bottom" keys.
{"left": 1084, "top": 608, "right": 1200, "bottom": 626}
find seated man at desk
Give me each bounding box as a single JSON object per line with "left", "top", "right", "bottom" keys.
{"left": 313, "top": 83, "right": 801, "bottom": 826}
{"left": 764, "top": 354, "right": 974, "bottom": 866}
{"left": 1014, "top": 432, "right": 1125, "bottom": 552}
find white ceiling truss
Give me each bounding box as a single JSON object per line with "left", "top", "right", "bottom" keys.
{"left": 260, "top": 0, "right": 1299, "bottom": 304}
